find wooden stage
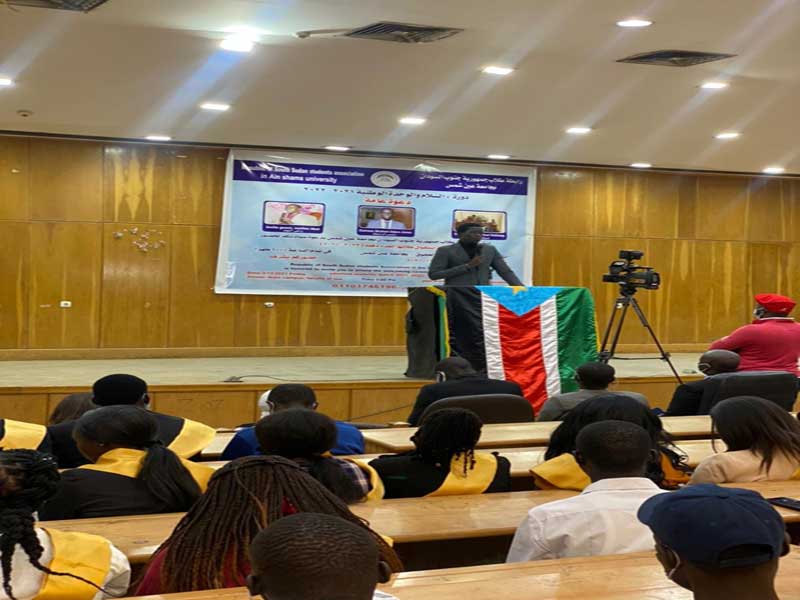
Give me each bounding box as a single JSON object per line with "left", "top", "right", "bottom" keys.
{"left": 0, "top": 354, "right": 703, "bottom": 428}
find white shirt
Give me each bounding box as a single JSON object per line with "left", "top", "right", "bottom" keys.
{"left": 506, "top": 478, "right": 665, "bottom": 562}
{"left": 0, "top": 529, "right": 131, "bottom": 600}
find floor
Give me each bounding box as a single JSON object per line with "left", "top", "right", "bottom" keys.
{"left": 0, "top": 353, "right": 701, "bottom": 387}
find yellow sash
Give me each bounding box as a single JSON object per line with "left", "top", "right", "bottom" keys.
{"left": 79, "top": 447, "right": 214, "bottom": 491}
{"left": 167, "top": 418, "right": 216, "bottom": 458}
{"left": 426, "top": 452, "right": 498, "bottom": 497}
{"left": 0, "top": 419, "right": 47, "bottom": 450}
{"left": 530, "top": 453, "right": 590, "bottom": 491}
{"left": 341, "top": 458, "right": 385, "bottom": 501}
{"left": 38, "top": 529, "right": 111, "bottom": 600}
{"left": 791, "top": 466, "right": 800, "bottom": 480}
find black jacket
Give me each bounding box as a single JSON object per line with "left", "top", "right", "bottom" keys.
{"left": 407, "top": 376, "right": 524, "bottom": 425}
{"left": 666, "top": 378, "right": 725, "bottom": 416}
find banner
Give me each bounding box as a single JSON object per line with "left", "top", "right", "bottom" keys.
{"left": 215, "top": 150, "right": 535, "bottom": 296}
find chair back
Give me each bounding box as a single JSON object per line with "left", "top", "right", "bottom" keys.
{"left": 714, "top": 371, "right": 798, "bottom": 411}
{"left": 418, "top": 393, "right": 534, "bottom": 424}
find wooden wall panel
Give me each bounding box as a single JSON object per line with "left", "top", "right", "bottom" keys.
{"left": 535, "top": 169, "right": 594, "bottom": 236}
{"left": 297, "top": 297, "right": 364, "bottom": 347}
{"left": 29, "top": 222, "right": 102, "bottom": 348}
{"left": 0, "top": 137, "right": 29, "bottom": 220}
{"left": 0, "top": 222, "right": 29, "bottom": 348}
{"left": 645, "top": 239, "right": 695, "bottom": 343}
{"left": 693, "top": 176, "right": 749, "bottom": 241}
{"left": 594, "top": 171, "right": 645, "bottom": 238}
{"left": 532, "top": 236, "right": 593, "bottom": 288}
{"left": 694, "top": 241, "right": 750, "bottom": 343}
{"left": 350, "top": 388, "right": 417, "bottom": 423}
{"left": 171, "top": 148, "right": 227, "bottom": 225}
{"left": 233, "top": 296, "right": 302, "bottom": 347}
{"left": 0, "top": 394, "right": 48, "bottom": 423}
{"left": 152, "top": 390, "right": 255, "bottom": 428}
{"left": 361, "top": 297, "right": 407, "bottom": 347}
{"left": 104, "top": 144, "right": 172, "bottom": 223}
{"left": 315, "top": 389, "right": 351, "bottom": 421}
{"left": 640, "top": 174, "right": 683, "bottom": 239}
{"left": 29, "top": 139, "right": 103, "bottom": 222}
{"left": 100, "top": 223, "right": 171, "bottom": 347}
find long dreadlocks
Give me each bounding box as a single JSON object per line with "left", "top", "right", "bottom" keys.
{"left": 0, "top": 450, "right": 107, "bottom": 600}
{"left": 411, "top": 408, "right": 483, "bottom": 476}
{"left": 152, "top": 455, "right": 402, "bottom": 593}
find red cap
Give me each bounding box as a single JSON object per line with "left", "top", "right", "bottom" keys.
{"left": 755, "top": 293, "right": 796, "bottom": 315}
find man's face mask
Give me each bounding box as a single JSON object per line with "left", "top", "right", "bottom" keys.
{"left": 753, "top": 306, "right": 766, "bottom": 319}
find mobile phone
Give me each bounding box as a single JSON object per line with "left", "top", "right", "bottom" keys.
{"left": 767, "top": 497, "right": 800, "bottom": 512}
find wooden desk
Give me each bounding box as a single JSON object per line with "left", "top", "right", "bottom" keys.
{"left": 122, "top": 548, "right": 800, "bottom": 599}
{"left": 47, "top": 481, "right": 800, "bottom": 566}
{"left": 200, "top": 431, "right": 235, "bottom": 459}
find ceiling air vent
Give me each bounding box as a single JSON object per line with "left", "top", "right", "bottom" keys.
{"left": 4, "top": 0, "right": 110, "bottom": 11}
{"left": 617, "top": 49, "right": 736, "bottom": 67}
{"left": 344, "top": 21, "right": 463, "bottom": 44}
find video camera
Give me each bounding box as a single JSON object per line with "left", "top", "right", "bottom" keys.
{"left": 602, "top": 250, "right": 660, "bottom": 291}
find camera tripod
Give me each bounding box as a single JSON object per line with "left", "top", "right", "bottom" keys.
{"left": 598, "top": 285, "right": 683, "bottom": 384}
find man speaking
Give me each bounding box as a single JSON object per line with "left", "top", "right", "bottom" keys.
{"left": 428, "top": 223, "right": 522, "bottom": 286}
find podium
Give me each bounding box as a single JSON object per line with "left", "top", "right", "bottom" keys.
{"left": 405, "top": 286, "right": 598, "bottom": 412}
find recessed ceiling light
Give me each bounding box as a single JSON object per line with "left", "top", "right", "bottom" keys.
{"left": 201, "top": 102, "right": 230, "bottom": 111}
{"left": 482, "top": 65, "right": 514, "bottom": 76}
{"left": 763, "top": 166, "right": 785, "bottom": 174}
{"left": 616, "top": 19, "right": 652, "bottom": 28}
{"left": 399, "top": 116, "right": 426, "bottom": 125}
{"left": 220, "top": 34, "right": 255, "bottom": 52}
{"left": 715, "top": 132, "right": 740, "bottom": 140}
{"left": 145, "top": 135, "right": 172, "bottom": 142}
{"left": 487, "top": 154, "right": 511, "bottom": 160}
{"left": 566, "top": 126, "right": 592, "bottom": 135}
{"left": 630, "top": 162, "right": 652, "bottom": 168}
{"left": 701, "top": 81, "right": 729, "bottom": 89}
{"left": 0, "top": 78, "right": 13, "bottom": 87}
{"left": 324, "top": 145, "right": 350, "bottom": 152}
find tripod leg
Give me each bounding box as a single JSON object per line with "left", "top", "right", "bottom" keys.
{"left": 628, "top": 298, "right": 684, "bottom": 384}
{"left": 599, "top": 298, "right": 630, "bottom": 363}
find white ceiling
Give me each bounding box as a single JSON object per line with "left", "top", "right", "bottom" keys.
{"left": 1, "top": 0, "right": 799, "bottom": 174}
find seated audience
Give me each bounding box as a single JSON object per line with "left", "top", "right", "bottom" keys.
{"left": 48, "top": 374, "right": 215, "bottom": 468}
{"left": 665, "top": 350, "right": 741, "bottom": 416}
{"left": 247, "top": 513, "right": 396, "bottom": 600}
{"left": 0, "top": 419, "right": 50, "bottom": 452}
{"left": 222, "top": 384, "right": 364, "bottom": 460}
{"left": 532, "top": 394, "right": 689, "bottom": 490}
{"left": 0, "top": 449, "right": 130, "bottom": 600}
{"left": 690, "top": 396, "right": 800, "bottom": 484}
{"left": 39, "top": 406, "right": 213, "bottom": 520}
{"left": 537, "top": 362, "right": 648, "bottom": 421}
{"left": 638, "top": 484, "right": 790, "bottom": 600}
{"left": 135, "top": 455, "right": 402, "bottom": 594}
{"left": 256, "top": 409, "right": 376, "bottom": 502}
{"left": 369, "top": 408, "right": 511, "bottom": 498}
{"left": 507, "top": 420, "right": 665, "bottom": 562}
{"left": 407, "top": 357, "right": 524, "bottom": 426}
{"left": 48, "top": 391, "right": 95, "bottom": 425}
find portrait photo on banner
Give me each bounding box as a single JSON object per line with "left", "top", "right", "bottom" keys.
{"left": 262, "top": 201, "right": 325, "bottom": 233}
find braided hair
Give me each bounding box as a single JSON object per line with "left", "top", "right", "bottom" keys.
{"left": 0, "top": 450, "right": 107, "bottom": 600}
{"left": 411, "top": 408, "right": 483, "bottom": 476}
{"left": 151, "top": 455, "right": 402, "bottom": 593}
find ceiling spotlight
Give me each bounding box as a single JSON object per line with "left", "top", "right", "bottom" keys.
{"left": 399, "top": 116, "right": 426, "bottom": 125}
{"left": 566, "top": 126, "right": 592, "bottom": 135}
{"left": 324, "top": 145, "right": 350, "bottom": 152}
{"left": 482, "top": 65, "right": 514, "bottom": 76}
{"left": 487, "top": 154, "right": 511, "bottom": 160}
{"left": 145, "top": 135, "right": 172, "bottom": 142}
{"left": 715, "top": 132, "right": 740, "bottom": 140}
{"left": 0, "top": 78, "right": 13, "bottom": 87}
{"left": 220, "top": 34, "right": 255, "bottom": 52}
{"left": 616, "top": 19, "right": 653, "bottom": 27}
{"left": 762, "top": 166, "right": 785, "bottom": 174}
{"left": 701, "top": 81, "right": 729, "bottom": 89}
{"left": 630, "top": 162, "right": 652, "bottom": 168}
{"left": 201, "top": 102, "right": 230, "bottom": 111}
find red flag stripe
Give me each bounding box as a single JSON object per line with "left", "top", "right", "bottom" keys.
{"left": 497, "top": 304, "right": 548, "bottom": 412}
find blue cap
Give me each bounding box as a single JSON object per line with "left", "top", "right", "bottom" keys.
{"left": 637, "top": 484, "right": 785, "bottom": 568}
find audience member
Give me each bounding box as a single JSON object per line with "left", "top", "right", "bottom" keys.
{"left": 222, "top": 384, "right": 364, "bottom": 460}
{"left": 665, "top": 350, "right": 741, "bottom": 416}
{"left": 256, "top": 409, "right": 374, "bottom": 502}
{"left": 0, "top": 419, "right": 50, "bottom": 453}
{"left": 39, "top": 406, "right": 213, "bottom": 520}
{"left": 370, "top": 408, "right": 511, "bottom": 498}
{"left": 711, "top": 293, "right": 800, "bottom": 375}
{"left": 690, "top": 396, "right": 800, "bottom": 484}
{"left": 532, "top": 394, "right": 689, "bottom": 490}
{"left": 48, "top": 392, "right": 95, "bottom": 425}
{"left": 48, "top": 374, "right": 215, "bottom": 468}
{"left": 406, "top": 357, "right": 523, "bottom": 426}
{"left": 638, "top": 484, "right": 790, "bottom": 600}
{"left": 537, "top": 362, "right": 648, "bottom": 421}
{"left": 247, "top": 513, "right": 395, "bottom": 600}
{"left": 135, "top": 456, "right": 402, "bottom": 594}
{"left": 507, "top": 420, "right": 664, "bottom": 562}
{"left": 0, "top": 449, "right": 130, "bottom": 600}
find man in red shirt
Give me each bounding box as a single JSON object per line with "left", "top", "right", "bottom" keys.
{"left": 710, "top": 293, "right": 800, "bottom": 375}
